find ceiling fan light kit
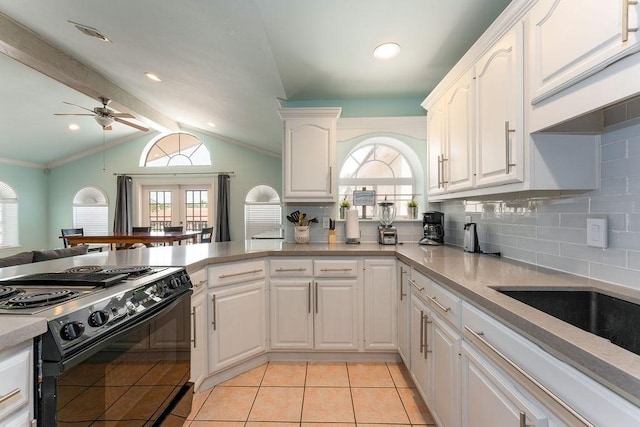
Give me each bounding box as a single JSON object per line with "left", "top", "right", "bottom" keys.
{"left": 54, "top": 97, "right": 149, "bottom": 132}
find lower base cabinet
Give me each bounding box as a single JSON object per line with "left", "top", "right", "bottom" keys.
{"left": 410, "top": 294, "right": 431, "bottom": 401}
{"left": 208, "top": 280, "right": 267, "bottom": 373}
{"left": 314, "top": 279, "right": 359, "bottom": 350}
{"left": 190, "top": 287, "right": 207, "bottom": 389}
{"left": 431, "top": 315, "right": 461, "bottom": 427}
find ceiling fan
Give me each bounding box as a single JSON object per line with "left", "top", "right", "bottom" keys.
{"left": 55, "top": 97, "right": 149, "bottom": 132}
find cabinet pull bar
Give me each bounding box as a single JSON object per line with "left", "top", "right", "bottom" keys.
{"left": 423, "top": 314, "right": 429, "bottom": 359}
{"left": 428, "top": 295, "right": 451, "bottom": 313}
{"left": 519, "top": 411, "right": 526, "bottom": 427}
{"left": 219, "top": 269, "right": 263, "bottom": 279}
{"left": 623, "top": 0, "right": 639, "bottom": 42}
{"left": 194, "top": 279, "right": 206, "bottom": 289}
{"left": 419, "top": 311, "right": 425, "bottom": 353}
{"left": 211, "top": 295, "right": 217, "bottom": 330}
{"left": 315, "top": 282, "right": 319, "bottom": 314}
{"left": 399, "top": 268, "right": 404, "bottom": 301}
{"left": 504, "top": 121, "right": 516, "bottom": 173}
{"left": 409, "top": 279, "right": 424, "bottom": 292}
{"left": 464, "top": 326, "right": 595, "bottom": 427}
{"left": 320, "top": 268, "right": 352, "bottom": 272}
{"left": 275, "top": 267, "right": 307, "bottom": 272}
{"left": 441, "top": 156, "right": 448, "bottom": 185}
{"left": 191, "top": 307, "right": 197, "bottom": 348}
{"left": 329, "top": 166, "right": 332, "bottom": 194}
{"left": 437, "top": 155, "right": 442, "bottom": 188}
{"left": 308, "top": 282, "right": 312, "bottom": 314}
{"left": 0, "top": 388, "right": 20, "bottom": 404}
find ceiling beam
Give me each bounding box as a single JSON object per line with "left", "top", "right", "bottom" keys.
{"left": 0, "top": 13, "right": 179, "bottom": 132}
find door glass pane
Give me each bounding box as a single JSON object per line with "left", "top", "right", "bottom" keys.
{"left": 185, "top": 190, "right": 208, "bottom": 231}
{"left": 149, "top": 190, "right": 172, "bottom": 231}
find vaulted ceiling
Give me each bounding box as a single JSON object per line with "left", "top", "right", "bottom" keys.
{"left": 0, "top": 0, "right": 511, "bottom": 167}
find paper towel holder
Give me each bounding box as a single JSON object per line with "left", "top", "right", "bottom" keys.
{"left": 345, "top": 209, "right": 361, "bottom": 244}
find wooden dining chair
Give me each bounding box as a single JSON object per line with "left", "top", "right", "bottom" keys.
{"left": 200, "top": 227, "right": 214, "bottom": 243}
{"left": 60, "top": 228, "right": 103, "bottom": 252}
{"left": 132, "top": 226, "right": 151, "bottom": 232}
{"left": 163, "top": 226, "right": 184, "bottom": 232}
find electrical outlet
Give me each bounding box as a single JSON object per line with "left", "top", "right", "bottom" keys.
{"left": 322, "top": 216, "right": 330, "bottom": 228}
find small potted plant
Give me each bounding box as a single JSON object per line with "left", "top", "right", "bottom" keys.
{"left": 407, "top": 197, "right": 418, "bottom": 219}
{"left": 339, "top": 198, "right": 351, "bottom": 220}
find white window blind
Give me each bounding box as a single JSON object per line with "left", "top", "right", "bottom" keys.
{"left": 244, "top": 185, "right": 282, "bottom": 239}
{"left": 73, "top": 187, "right": 108, "bottom": 235}
{"left": 0, "top": 199, "right": 18, "bottom": 248}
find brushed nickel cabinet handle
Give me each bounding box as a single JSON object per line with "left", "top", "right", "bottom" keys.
{"left": 419, "top": 310, "right": 425, "bottom": 353}
{"left": 424, "top": 314, "right": 432, "bottom": 359}
{"left": 437, "top": 155, "right": 442, "bottom": 188}
{"left": 441, "top": 156, "right": 448, "bottom": 185}
{"left": 315, "top": 282, "right": 319, "bottom": 314}
{"left": 211, "top": 294, "right": 217, "bottom": 330}
{"left": 505, "top": 121, "right": 516, "bottom": 173}
{"left": 308, "top": 282, "right": 312, "bottom": 314}
{"left": 428, "top": 295, "right": 451, "bottom": 313}
{"left": 219, "top": 269, "right": 263, "bottom": 279}
{"left": 409, "top": 279, "right": 424, "bottom": 292}
{"left": 519, "top": 411, "right": 526, "bottom": 427}
{"left": 320, "top": 268, "right": 352, "bottom": 272}
{"left": 329, "top": 166, "right": 332, "bottom": 194}
{"left": 191, "top": 306, "right": 197, "bottom": 348}
{"left": 275, "top": 267, "right": 306, "bottom": 272}
{"left": 464, "top": 326, "right": 595, "bottom": 427}
{"left": 623, "top": 0, "right": 639, "bottom": 42}
{"left": 399, "top": 268, "right": 405, "bottom": 301}
{"left": 0, "top": 388, "right": 20, "bottom": 404}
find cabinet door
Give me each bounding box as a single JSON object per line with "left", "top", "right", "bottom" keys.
{"left": 314, "top": 279, "right": 359, "bottom": 350}
{"left": 363, "top": 259, "right": 397, "bottom": 351}
{"left": 270, "top": 279, "right": 314, "bottom": 350}
{"left": 410, "top": 294, "right": 432, "bottom": 402}
{"left": 208, "top": 281, "right": 266, "bottom": 373}
{"left": 475, "top": 22, "right": 524, "bottom": 188}
{"left": 430, "top": 315, "right": 461, "bottom": 427}
{"left": 529, "top": 0, "right": 640, "bottom": 103}
{"left": 397, "top": 262, "right": 411, "bottom": 366}
{"left": 190, "top": 289, "right": 207, "bottom": 390}
{"left": 427, "top": 101, "right": 447, "bottom": 195}
{"left": 461, "top": 341, "right": 551, "bottom": 427}
{"left": 445, "top": 69, "right": 475, "bottom": 192}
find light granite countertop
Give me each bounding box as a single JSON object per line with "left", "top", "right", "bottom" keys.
{"left": 1, "top": 241, "right": 639, "bottom": 406}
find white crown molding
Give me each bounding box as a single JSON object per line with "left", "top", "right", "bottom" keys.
{"left": 0, "top": 156, "right": 44, "bottom": 169}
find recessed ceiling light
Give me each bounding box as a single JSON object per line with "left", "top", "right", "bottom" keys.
{"left": 373, "top": 42, "right": 401, "bottom": 60}
{"left": 207, "top": 122, "right": 216, "bottom": 128}
{"left": 68, "top": 124, "right": 80, "bottom": 131}
{"left": 145, "top": 72, "right": 161, "bottom": 82}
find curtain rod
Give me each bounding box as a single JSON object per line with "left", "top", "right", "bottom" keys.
{"left": 113, "top": 171, "right": 234, "bottom": 177}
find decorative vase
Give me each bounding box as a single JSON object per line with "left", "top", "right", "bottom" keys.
{"left": 339, "top": 206, "right": 348, "bottom": 220}
{"left": 408, "top": 206, "right": 418, "bottom": 219}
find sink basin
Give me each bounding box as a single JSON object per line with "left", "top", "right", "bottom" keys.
{"left": 496, "top": 289, "right": 640, "bottom": 356}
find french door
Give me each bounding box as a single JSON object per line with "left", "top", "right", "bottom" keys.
{"left": 139, "top": 183, "right": 213, "bottom": 231}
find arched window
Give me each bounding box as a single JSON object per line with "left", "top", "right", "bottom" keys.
{"left": 140, "top": 132, "right": 211, "bottom": 166}
{"left": 0, "top": 181, "right": 18, "bottom": 248}
{"left": 73, "top": 187, "right": 109, "bottom": 235}
{"left": 339, "top": 139, "right": 418, "bottom": 218}
{"left": 244, "top": 185, "right": 283, "bottom": 240}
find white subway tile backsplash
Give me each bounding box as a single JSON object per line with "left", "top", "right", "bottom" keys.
{"left": 440, "top": 120, "right": 640, "bottom": 288}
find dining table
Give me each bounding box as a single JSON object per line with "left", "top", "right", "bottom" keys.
{"left": 60, "top": 230, "right": 200, "bottom": 251}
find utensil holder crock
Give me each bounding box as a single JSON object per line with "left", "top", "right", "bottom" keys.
{"left": 294, "top": 226, "right": 310, "bottom": 244}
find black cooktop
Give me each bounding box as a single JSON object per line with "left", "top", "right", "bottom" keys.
{"left": 1, "top": 272, "right": 128, "bottom": 288}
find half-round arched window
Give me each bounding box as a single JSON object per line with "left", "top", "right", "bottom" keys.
{"left": 244, "top": 185, "right": 282, "bottom": 240}
{"left": 339, "top": 138, "right": 419, "bottom": 218}
{"left": 140, "top": 132, "right": 211, "bottom": 166}
{"left": 0, "top": 181, "right": 18, "bottom": 248}
{"left": 73, "top": 186, "right": 109, "bottom": 235}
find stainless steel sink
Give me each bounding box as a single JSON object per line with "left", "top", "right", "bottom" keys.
{"left": 495, "top": 289, "right": 640, "bottom": 356}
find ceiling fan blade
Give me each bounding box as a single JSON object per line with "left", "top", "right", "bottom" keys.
{"left": 111, "top": 112, "right": 135, "bottom": 119}
{"left": 114, "top": 117, "right": 149, "bottom": 132}
{"left": 62, "top": 101, "right": 95, "bottom": 113}
{"left": 54, "top": 113, "right": 95, "bottom": 116}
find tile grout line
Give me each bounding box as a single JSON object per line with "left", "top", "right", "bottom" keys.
{"left": 299, "top": 361, "right": 308, "bottom": 423}
{"left": 387, "top": 361, "right": 413, "bottom": 425}
{"left": 244, "top": 362, "right": 268, "bottom": 425}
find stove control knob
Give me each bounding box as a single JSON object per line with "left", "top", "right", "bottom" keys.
{"left": 88, "top": 310, "right": 110, "bottom": 327}
{"left": 169, "top": 278, "right": 180, "bottom": 289}
{"left": 180, "top": 273, "right": 190, "bottom": 284}
{"left": 60, "top": 322, "right": 85, "bottom": 341}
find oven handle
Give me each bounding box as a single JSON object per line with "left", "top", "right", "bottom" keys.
{"left": 55, "top": 290, "right": 192, "bottom": 373}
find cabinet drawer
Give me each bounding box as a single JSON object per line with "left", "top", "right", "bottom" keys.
{"left": 0, "top": 342, "right": 31, "bottom": 420}
{"left": 314, "top": 259, "right": 359, "bottom": 277}
{"left": 409, "top": 270, "right": 431, "bottom": 300}
{"left": 427, "top": 281, "right": 461, "bottom": 329}
{"left": 189, "top": 268, "right": 207, "bottom": 293}
{"left": 270, "top": 259, "right": 313, "bottom": 277}
{"left": 208, "top": 260, "right": 266, "bottom": 287}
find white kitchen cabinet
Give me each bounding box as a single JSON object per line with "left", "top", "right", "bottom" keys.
{"left": 445, "top": 69, "right": 475, "bottom": 192}
{"left": 190, "top": 269, "right": 207, "bottom": 390}
{"left": 363, "top": 259, "right": 397, "bottom": 351}
{"left": 409, "top": 293, "right": 432, "bottom": 402}
{"left": 427, "top": 100, "right": 447, "bottom": 196}
{"left": 430, "top": 314, "right": 461, "bottom": 427}
{"left": 529, "top": 0, "right": 640, "bottom": 104}
{"left": 277, "top": 107, "right": 342, "bottom": 202}
{"left": 461, "top": 341, "right": 554, "bottom": 427}
{"left": 315, "top": 279, "right": 359, "bottom": 350}
{"left": 474, "top": 22, "right": 524, "bottom": 188}
{"left": 270, "top": 279, "right": 314, "bottom": 349}
{"left": 0, "top": 341, "right": 33, "bottom": 426}
{"left": 208, "top": 281, "right": 267, "bottom": 373}
{"left": 397, "top": 260, "right": 411, "bottom": 366}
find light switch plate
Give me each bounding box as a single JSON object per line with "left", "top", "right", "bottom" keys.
{"left": 322, "top": 216, "right": 330, "bottom": 228}
{"left": 587, "top": 217, "right": 608, "bottom": 248}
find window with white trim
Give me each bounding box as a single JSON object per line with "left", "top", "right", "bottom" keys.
{"left": 73, "top": 187, "right": 109, "bottom": 235}
{"left": 339, "top": 141, "right": 416, "bottom": 218}
{"left": 140, "top": 131, "right": 211, "bottom": 166}
{"left": 0, "top": 181, "right": 18, "bottom": 248}
{"left": 244, "top": 185, "right": 282, "bottom": 239}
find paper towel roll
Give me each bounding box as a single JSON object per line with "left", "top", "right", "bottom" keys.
{"left": 345, "top": 209, "right": 360, "bottom": 241}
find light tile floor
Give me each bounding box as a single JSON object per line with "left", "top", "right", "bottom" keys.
{"left": 186, "top": 362, "right": 436, "bottom": 426}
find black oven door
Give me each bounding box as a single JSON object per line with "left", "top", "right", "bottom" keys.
{"left": 38, "top": 291, "right": 193, "bottom": 426}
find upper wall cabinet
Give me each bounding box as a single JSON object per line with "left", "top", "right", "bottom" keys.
{"left": 529, "top": 0, "right": 640, "bottom": 105}
{"left": 278, "top": 108, "right": 342, "bottom": 202}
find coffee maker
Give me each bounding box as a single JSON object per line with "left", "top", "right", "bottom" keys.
{"left": 419, "top": 211, "right": 444, "bottom": 245}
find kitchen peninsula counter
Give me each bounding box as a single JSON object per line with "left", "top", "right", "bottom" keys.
{"left": 1, "top": 241, "right": 639, "bottom": 406}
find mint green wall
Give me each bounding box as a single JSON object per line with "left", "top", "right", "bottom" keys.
{"left": 46, "top": 130, "right": 281, "bottom": 248}
{"left": 0, "top": 163, "right": 48, "bottom": 255}
{"left": 283, "top": 98, "right": 426, "bottom": 118}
